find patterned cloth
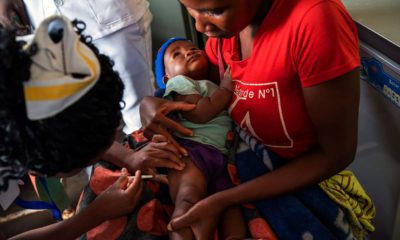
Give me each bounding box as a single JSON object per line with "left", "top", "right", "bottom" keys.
{"left": 234, "top": 126, "right": 375, "bottom": 239}
{"left": 319, "top": 171, "right": 376, "bottom": 239}
{"left": 78, "top": 161, "right": 171, "bottom": 240}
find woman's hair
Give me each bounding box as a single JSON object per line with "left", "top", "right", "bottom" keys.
{"left": 0, "top": 21, "right": 124, "bottom": 191}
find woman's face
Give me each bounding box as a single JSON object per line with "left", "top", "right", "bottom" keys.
{"left": 180, "top": 0, "right": 262, "bottom": 38}
{"left": 29, "top": 155, "right": 100, "bottom": 178}
{"left": 36, "top": 131, "right": 117, "bottom": 178}
{"left": 29, "top": 145, "right": 111, "bottom": 178}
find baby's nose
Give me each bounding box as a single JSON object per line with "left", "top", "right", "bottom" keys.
{"left": 185, "top": 49, "right": 197, "bottom": 57}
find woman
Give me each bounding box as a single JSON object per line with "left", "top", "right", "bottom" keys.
{"left": 0, "top": 15, "right": 182, "bottom": 240}
{"left": 140, "top": 0, "right": 373, "bottom": 239}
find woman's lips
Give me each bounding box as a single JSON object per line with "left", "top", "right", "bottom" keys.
{"left": 205, "top": 32, "right": 221, "bottom": 38}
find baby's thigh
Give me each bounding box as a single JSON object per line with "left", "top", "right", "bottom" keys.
{"left": 168, "top": 157, "right": 207, "bottom": 215}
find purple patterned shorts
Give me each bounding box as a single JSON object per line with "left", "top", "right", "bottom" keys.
{"left": 178, "top": 138, "right": 234, "bottom": 194}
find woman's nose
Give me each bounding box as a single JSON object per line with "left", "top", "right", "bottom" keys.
{"left": 189, "top": 9, "right": 208, "bottom": 33}
{"left": 194, "top": 16, "right": 216, "bottom": 35}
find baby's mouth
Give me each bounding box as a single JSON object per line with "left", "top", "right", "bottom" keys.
{"left": 187, "top": 54, "right": 199, "bottom": 63}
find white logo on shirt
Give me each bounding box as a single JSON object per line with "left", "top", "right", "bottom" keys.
{"left": 230, "top": 80, "right": 293, "bottom": 148}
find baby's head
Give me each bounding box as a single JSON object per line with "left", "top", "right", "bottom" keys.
{"left": 155, "top": 38, "right": 209, "bottom": 89}
{"left": 0, "top": 16, "right": 124, "bottom": 190}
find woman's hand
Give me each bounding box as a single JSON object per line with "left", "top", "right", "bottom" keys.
{"left": 140, "top": 96, "right": 196, "bottom": 155}
{"left": 131, "top": 134, "right": 186, "bottom": 183}
{"left": 91, "top": 168, "right": 143, "bottom": 221}
{"left": 103, "top": 135, "right": 185, "bottom": 179}
{"left": 167, "top": 195, "right": 226, "bottom": 240}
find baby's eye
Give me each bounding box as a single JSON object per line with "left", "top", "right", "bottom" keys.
{"left": 190, "top": 47, "right": 199, "bottom": 51}
{"left": 173, "top": 51, "right": 181, "bottom": 58}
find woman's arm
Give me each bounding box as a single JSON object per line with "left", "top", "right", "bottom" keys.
{"left": 10, "top": 200, "right": 105, "bottom": 240}
{"left": 10, "top": 169, "right": 143, "bottom": 240}
{"left": 221, "top": 68, "right": 359, "bottom": 203}
{"left": 168, "top": 69, "right": 360, "bottom": 239}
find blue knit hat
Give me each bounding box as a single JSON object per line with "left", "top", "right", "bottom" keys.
{"left": 155, "top": 37, "right": 190, "bottom": 89}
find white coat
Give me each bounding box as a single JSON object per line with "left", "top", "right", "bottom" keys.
{"left": 24, "top": 0, "right": 155, "bottom": 133}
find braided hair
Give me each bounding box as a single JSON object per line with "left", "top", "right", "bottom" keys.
{"left": 0, "top": 20, "right": 124, "bottom": 191}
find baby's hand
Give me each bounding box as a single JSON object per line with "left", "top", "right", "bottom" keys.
{"left": 220, "top": 65, "right": 233, "bottom": 92}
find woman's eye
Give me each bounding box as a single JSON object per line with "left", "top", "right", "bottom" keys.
{"left": 205, "top": 9, "right": 224, "bottom": 16}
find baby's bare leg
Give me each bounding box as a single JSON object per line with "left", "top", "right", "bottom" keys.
{"left": 169, "top": 157, "right": 207, "bottom": 240}
{"left": 220, "top": 206, "right": 247, "bottom": 240}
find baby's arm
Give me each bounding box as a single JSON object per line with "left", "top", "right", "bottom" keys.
{"left": 176, "top": 67, "right": 233, "bottom": 124}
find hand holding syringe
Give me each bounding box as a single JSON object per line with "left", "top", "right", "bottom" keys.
{"left": 128, "top": 174, "right": 168, "bottom": 184}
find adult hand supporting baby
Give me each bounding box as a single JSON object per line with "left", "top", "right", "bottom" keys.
{"left": 102, "top": 134, "right": 185, "bottom": 184}
{"left": 139, "top": 96, "right": 196, "bottom": 156}
{"left": 132, "top": 134, "right": 186, "bottom": 182}
{"left": 167, "top": 194, "right": 226, "bottom": 240}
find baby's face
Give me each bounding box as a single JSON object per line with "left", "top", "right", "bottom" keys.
{"left": 164, "top": 41, "right": 209, "bottom": 80}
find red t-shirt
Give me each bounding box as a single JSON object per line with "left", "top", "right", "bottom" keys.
{"left": 206, "top": 0, "right": 359, "bottom": 159}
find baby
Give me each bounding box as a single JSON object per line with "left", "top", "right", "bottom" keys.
{"left": 155, "top": 38, "right": 246, "bottom": 240}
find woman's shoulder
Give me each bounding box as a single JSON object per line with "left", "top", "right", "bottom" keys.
{"left": 270, "top": 0, "right": 350, "bottom": 23}
{"left": 292, "top": 0, "right": 348, "bottom": 12}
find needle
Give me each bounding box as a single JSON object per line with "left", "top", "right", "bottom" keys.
{"left": 129, "top": 174, "right": 167, "bottom": 180}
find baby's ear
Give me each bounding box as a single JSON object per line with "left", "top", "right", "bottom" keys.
{"left": 162, "top": 75, "right": 169, "bottom": 84}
